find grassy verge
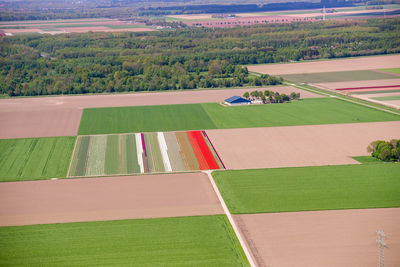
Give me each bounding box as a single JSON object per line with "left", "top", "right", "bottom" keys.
{"left": 78, "top": 98, "right": 400, "bottom": 135}
{"left": 212, "top": 164, "right": 400, "bottom": 214}
{"left": 378, "top": 68, "right": 400, "bottom": 74}
{"left": 371, "top": 95, "right": 400, "bottom": 101}
{"left": 0, "top": 215, "right": 249, "bottom": 267}
{"left": 352, "top": 156, "right": 385, "bottom": 164}
{"left": 0, "top": 137, "right": 75, "bottom": 182}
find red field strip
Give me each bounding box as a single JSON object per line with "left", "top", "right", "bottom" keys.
{"left": 187, "top": 131, "right": 209, "bottom": 170}
{"left": 336, "top": 85, "right": 400, "bottom": 91}
{"left": 202, "top": 130, "right": 226, "bottom": 169}
{"left": 187, "top": 131, "right": 220, "bottom": 170}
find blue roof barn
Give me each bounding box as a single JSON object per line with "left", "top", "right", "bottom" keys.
{"left": 224, "top": 96, "right": 252, "bottom": 105}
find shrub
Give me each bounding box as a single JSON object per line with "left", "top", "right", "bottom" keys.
{"left": 368, "top": 139, "right": 400, "bottom": 162}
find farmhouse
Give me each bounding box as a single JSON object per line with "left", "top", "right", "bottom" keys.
{"left": 224, "top": 96, "right": 252, "bottom": 105}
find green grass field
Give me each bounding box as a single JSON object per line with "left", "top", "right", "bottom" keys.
{"left": 78, "top": 98, "right": 400, "bottom": 135}
{"left": 212, "top": 164, "right": 400, "bottom": 214}
{"left": 351, "top": 89, "right": 400, "bottom": 95}
{"left": 0, "top": 137, "right": 75, "bottom": 182}
{"left": 282, "top": 70, "right": 398, "bottom": 83}
{"left": 379, "top": 68, "right": 400, "bottom": 74}
{"left": 352, "top": 156, "right": 384, "bottom": 164}
{"left": 371, "top": 95, "right": 400, "bottom": 101}
{"left": 0, "top": 215, "right": 249, "bottom": 267}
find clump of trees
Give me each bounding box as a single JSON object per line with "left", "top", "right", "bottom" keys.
{"left": 243, "top": 89, "right": 300, "bottom": 103}
{"left": 367, "top": 139, "right": 400, "bottom": 162}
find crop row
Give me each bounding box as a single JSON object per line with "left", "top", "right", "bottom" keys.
{"left": 68, "top": 131, "right": 224, "bottom": 177}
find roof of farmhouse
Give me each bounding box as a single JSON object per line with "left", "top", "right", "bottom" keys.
{"left": 225, "top": 96, "right": 251, "bottom": 104}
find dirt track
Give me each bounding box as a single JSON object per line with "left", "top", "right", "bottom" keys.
{"left": 248, "top": 55, "right": 400, "bottom": 75}
{"left": 0, "top": 86, "right": 315, "bottom": 139}
{"left": 0, "top": 172, "right": 223, "bottom": 226}
{"left": 206, "top": 121, "right": 400, "bottom": 169}
{"left": 235, "top": 208, "right": 400, "bottom": 267}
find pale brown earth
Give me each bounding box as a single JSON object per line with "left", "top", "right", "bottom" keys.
{"left": 0, "top": 86, "right": 315, "bottom": 139}
{"left": 0, "top": 172, "right": 223, "bottom": 226}
{"left": 4, "top": 28, "right": 44, "bottom": 33}
{"left": 247, "top": 55, "right": 400, "bottom": 75}
{"left": 314, "top": 78, "right": 400, "bottom": 90}
{"left": 285, "top": 8, "right": 396, "bottom": 18}
{"left": 166, "top": 14, "right": 214, "bottom": 20}
{"left": 235, "top": 208, "right": 400, "bottom": 267}
{"left": 353, "top": 93, "right": 400, "bottom": 109}
{"left": 206, "top": 121, "right": 400, "bottom": 170}
{"left": 57, "top": 27, "right": 156, "bottom": 33}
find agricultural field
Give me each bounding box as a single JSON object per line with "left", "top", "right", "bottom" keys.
{"left": 0, "top": 215, "right": 249, "bottom": 267}
{"left": 0, "top": 137, "right": 75, "bottom": 182}
{"left": 68, "top": 131, "right": 224, "bottom": 177}
{"left": 0, "top": 172, "right": 223, "bottom": 226}
{"left": 0, "top": 18, "right": 156, "bottom": 35}
{"left": 380, "top": 68, "right": 400, "bottom": 74}
{"left": 281, "top": 70, "right": 399, "bottom": 83}
{"left": 247, "top": 54, "right": 400, "bottom": 75}
{"left": 213, "top": 164, "right": 400, "bottom": 214}
{"left": 78, "top": 98, "right": 400, "bottom": 135}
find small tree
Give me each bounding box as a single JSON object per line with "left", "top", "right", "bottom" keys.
{"left": 282, "top": 94, "right": 290, "bottom": 102}
{"left": 243, "top": 92, "right": 250, "bottom": 99}
{"left": 261, "top": 95, "right": 266, "bottom": 103}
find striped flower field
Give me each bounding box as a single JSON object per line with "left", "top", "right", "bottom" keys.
{"left": 68, "top": 130, "right": 224, "bottom": 177}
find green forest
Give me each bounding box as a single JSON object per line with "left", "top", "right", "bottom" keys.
{"left": 1, "top": 17, "right": 399, "bottom": 96}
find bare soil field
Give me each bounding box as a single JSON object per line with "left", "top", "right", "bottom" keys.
{"left": 247, "top": 55, "right": 400, "bottom": 75}
{"left": 0, "top": 108, "right": 82, "bottom": 139}
{"left": 206, "top": 121, "right": 400, "bottom": 169}
{"left": 0, "top": 172, "right": 223, "bottom": 226}
{"left": 0, "top": 87, "right": 315, "bottom": 139}
{"left": 57, "top": 27, "right": 156, "bottom": 33}
{"left": 314, "top": 78, "right": 400, "bottom": 90}
{"left": 235, "top": 208, "right": 400, "bottom": 267}
{"left": 353, "top": 93, "right": 400, "bottom": 109}
{"left": 166, "top": 14, "right": 214, "bottom": 20}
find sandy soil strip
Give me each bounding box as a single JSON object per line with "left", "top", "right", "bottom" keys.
{"left": 0, "top": 172, "right": 223, "bottom": 227}
{"left": 206, "top": 121, "right": 400, "bottom": 170}
{"left": 314, "top": 78, "right": 400, "bottom": 90}
{"left": 247, "top": 55, "right": 400, "bottom": 75}
{"left": 234, "top": 208, "right": 400, "bottom": 267}
{"left": 0, "top": 87, "right": 317, "bottom": 139}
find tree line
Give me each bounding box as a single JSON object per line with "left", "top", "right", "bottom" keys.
{"left": 0, "top": 17, "right": 399, "bottom": 96}
{"left": 243, "top": 89, "right": 300, "bottom": 103}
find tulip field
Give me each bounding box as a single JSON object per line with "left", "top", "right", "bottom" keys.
{"left": 68, "top": 130, "right": 224, "bottom": 177}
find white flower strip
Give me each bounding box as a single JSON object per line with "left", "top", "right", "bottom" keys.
{"left": 157, "top": 132, "right": 172, "bottom": 172}
{"left": 135, "top": 133, "right": 144, "bottom": 173}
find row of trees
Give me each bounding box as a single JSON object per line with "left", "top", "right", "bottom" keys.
{"left": 243, "top": 89, "right": 300, "bottom": 103}
{"left": 367, "top": 139, "right": 400, "bottom": 162}
{"left": 1, "top": 17, "right": 399, "bottom": 96}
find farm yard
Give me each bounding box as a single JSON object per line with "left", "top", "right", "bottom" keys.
{"left": 68, "top": 131, "right": 224, "bottom": 177}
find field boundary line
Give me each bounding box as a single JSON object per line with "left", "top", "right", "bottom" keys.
{"left": 66, "top": 136, "right": 79, "bottom": 178}
{"left": 203, "top": 170, "right": 257, "bottom": 267}
{"left": 290, "top": 83, "right": 400, "bottom": 116}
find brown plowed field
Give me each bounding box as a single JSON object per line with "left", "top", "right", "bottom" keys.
{"left": 0, "top": 172, "right": 223, "bottom": 226}
{"left": 314, "top": 78, "right": 400, "bottom": 90}
{"left": 234, "top": 208, "right": 400, "bottom": 267}
{"left": 247, "top": 55, "right": 400, "bottom": 75}
{"left": 206, "top": 121, "right": 400, "bottom": 169}
{"left": 0, "top": 87, "right": 313, "bottom": 139}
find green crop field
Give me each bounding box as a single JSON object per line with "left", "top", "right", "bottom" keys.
{"left": 379, "top": 68, "right": 400, "bottom": 74}
{"left": 212, "top": 164, "right": 400, "bottom": 214}
{"left": 79, "top": 98, "right": 400, "bottom": 135}
{"left": 0, "top": 137, "right": 75, "bottom": 182}
{"left": 0, "top": 215, "right": 249, "bottom": 267}
{"left": 282, "top": 70, "right": 398, "bottom": 83}
{"left": 371, "top": 95, "right": 400, "bottom": 101}
{"left": 79, "top": 104, "right": 217, "bottom": 135}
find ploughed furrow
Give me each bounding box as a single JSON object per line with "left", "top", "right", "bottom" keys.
{"left": 175, "top": 131, "right": 199, "bottom": 171}
{"left": 86, "top": 135, "right": 107, "bottom": 176}
{"left": 105, "top": 135, "right": 119, "bottom": 175}
{"left": 126, "top": 134, "right": 140, "bottom": 174}
{"left": 71, "top": 136, "right": 90, "bottom": 177}
{"left": 163, "top": 132, "right": 185, "bottom": 172}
